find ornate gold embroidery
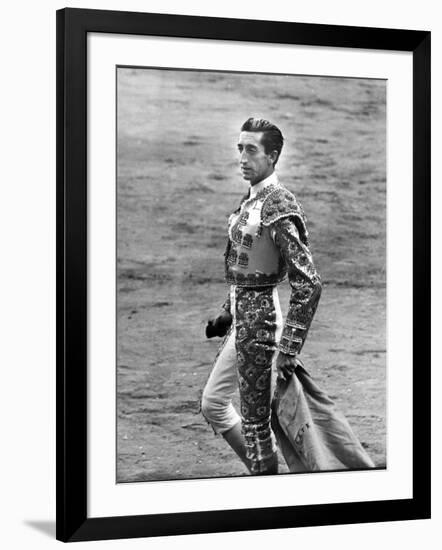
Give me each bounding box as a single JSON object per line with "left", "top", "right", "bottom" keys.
{"left": 261, "top": 186, "right": 310, "bottom": 246}
{"left": 235, "top": 286, "right": 278, "bottom": 473}
{"left": 242, "top": 233, "right": 253, "bottom": 249}
{"left": 273, "top": 217, "right": 322, "bottom": 355}
{"left": 238, "top": 252, "right": 249, "bottom": 267}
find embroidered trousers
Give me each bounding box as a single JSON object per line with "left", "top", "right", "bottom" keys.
{"left": 202, "top": 285, "right": 283, "bottom": 474}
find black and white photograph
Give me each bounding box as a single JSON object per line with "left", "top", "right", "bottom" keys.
{"left": 1, "top": 0, "right": 438, "bottom": 545}
{"left": 116, "top": 67, "right": 386, "bottom": 482}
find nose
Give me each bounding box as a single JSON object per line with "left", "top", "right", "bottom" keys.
{"left": 240, "top": 150, "right": 248, "bottom": 165}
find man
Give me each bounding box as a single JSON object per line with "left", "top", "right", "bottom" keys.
{"left": 201, "top": 117, "right": 323, "bottom": 475}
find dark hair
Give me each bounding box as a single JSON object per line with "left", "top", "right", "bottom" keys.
{"left": 241, "top": 117, "right": 284, "bottom": 166}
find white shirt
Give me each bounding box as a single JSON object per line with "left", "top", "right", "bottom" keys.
{"left": 249, "top": 172, "right": 279, "bottom": 198}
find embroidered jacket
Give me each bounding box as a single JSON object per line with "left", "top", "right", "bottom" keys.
{"left": 222, "top": 179, "right": 322, "bottom": 356}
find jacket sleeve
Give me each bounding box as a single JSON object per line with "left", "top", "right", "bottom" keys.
{"left": 271, "top": 217, "right": 322, "bottom": 356}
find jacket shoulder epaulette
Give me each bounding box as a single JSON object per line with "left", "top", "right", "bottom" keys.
{"left": 261, "top": 186, "right": 309, "bottom": 244}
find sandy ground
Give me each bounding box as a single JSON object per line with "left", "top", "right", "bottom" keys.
{"left": 116, "top": 68, "right": 386, "bottom": 482}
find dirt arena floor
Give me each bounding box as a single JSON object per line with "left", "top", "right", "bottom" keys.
{"left": 116, "top": 68, "right": 386, "bottom": 482}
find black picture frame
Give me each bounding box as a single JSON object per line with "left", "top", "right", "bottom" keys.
{"left": 56, "top": 7, "right": 431, "bottom": 542}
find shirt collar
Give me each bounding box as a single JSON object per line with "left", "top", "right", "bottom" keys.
{"left": 249, "top": 172, "right": 278, "bottom": 198}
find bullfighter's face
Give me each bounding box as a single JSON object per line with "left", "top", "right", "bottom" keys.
{"left": 237, "top": 131, "right": 275, "bottom": 186}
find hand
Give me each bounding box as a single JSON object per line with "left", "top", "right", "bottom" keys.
{"left": 209, "top": 309, "right": 232, "bottom": 331}
{"left": 276, "top": 352, "right": 298, "bottom": 381}
{"left": 216, "top": 309, "right": 233, "bottom": 326}
{"left": 205, "top": 309, "right": 233, "bottom": 338}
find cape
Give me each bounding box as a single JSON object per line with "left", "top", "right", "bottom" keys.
{"left": 271, "top": 362, "right": 375, "bottom": 472}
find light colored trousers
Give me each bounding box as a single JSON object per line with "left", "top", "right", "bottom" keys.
{"left": 201, "top": 286, "right": 283, "bottom": 435}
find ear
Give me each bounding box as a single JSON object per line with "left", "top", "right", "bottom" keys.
{"left": 268, "top": 149, "right": 278, "bottom": 165}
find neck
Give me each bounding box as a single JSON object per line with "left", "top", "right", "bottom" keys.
{"left": 250, "top": 169, "right": 274, "bottom": 187}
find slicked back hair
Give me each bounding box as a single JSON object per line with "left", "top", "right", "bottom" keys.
{"left": 240, "top": 117, "right": 284, "bottom": 166}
